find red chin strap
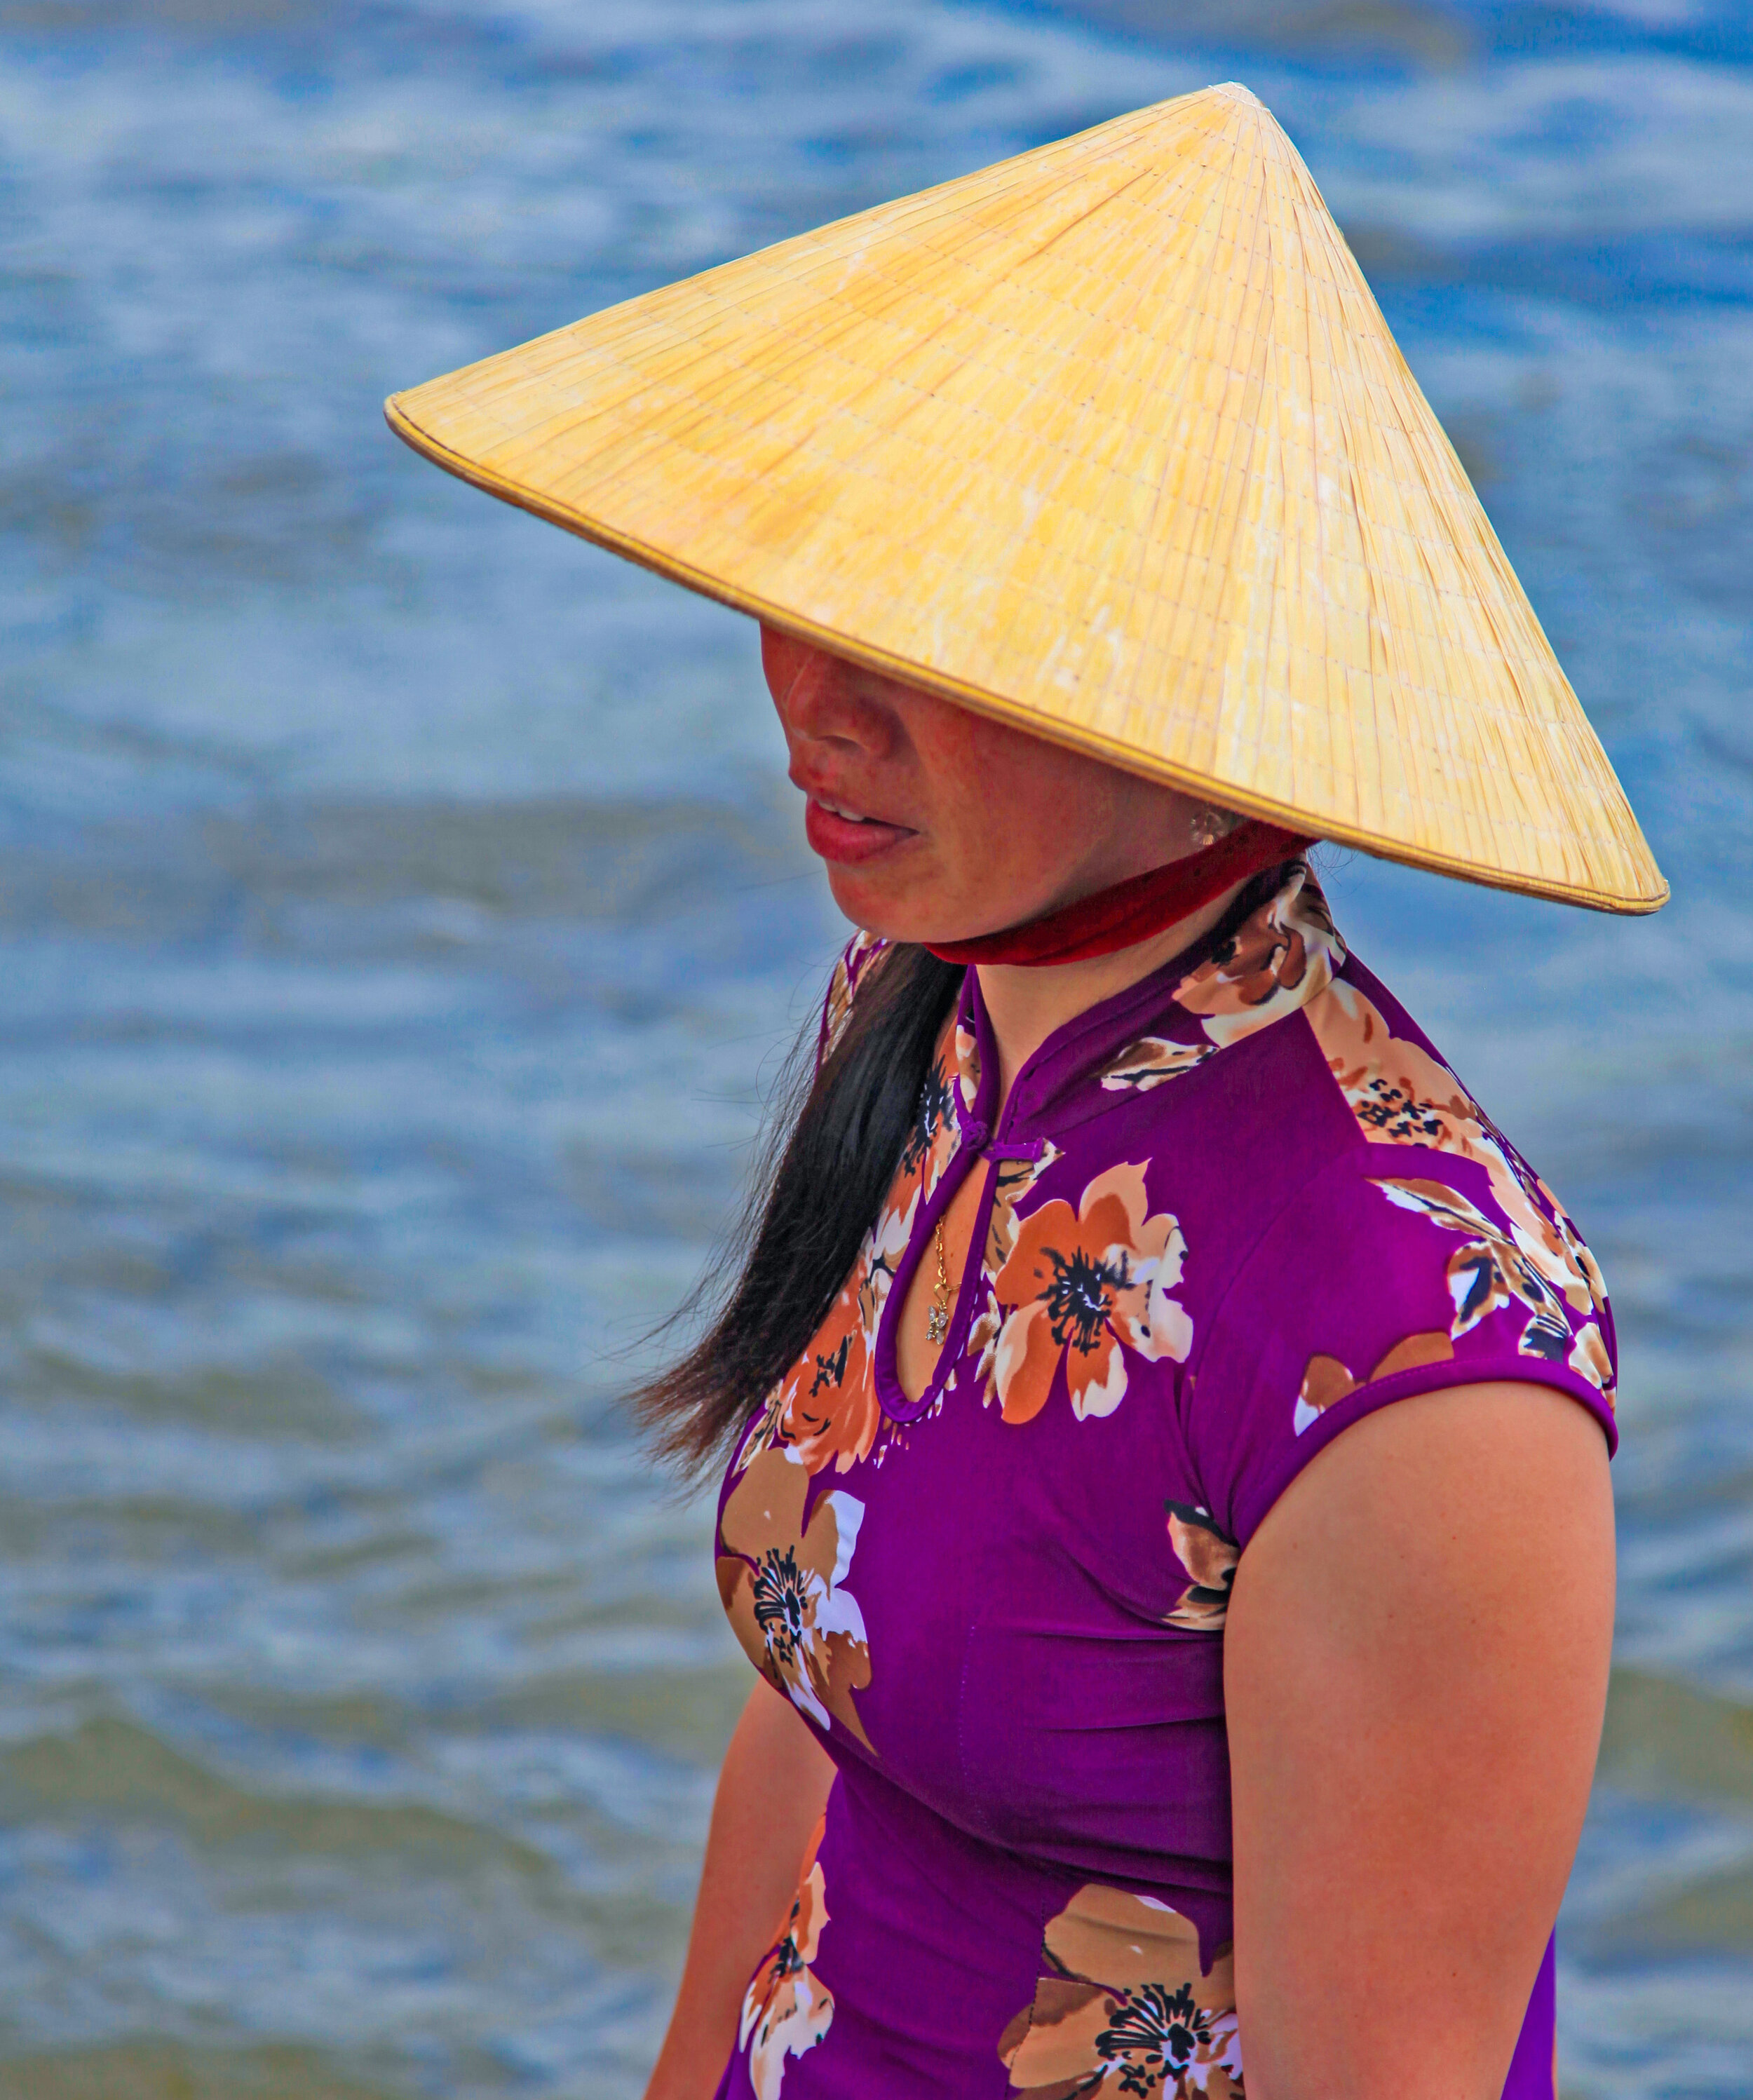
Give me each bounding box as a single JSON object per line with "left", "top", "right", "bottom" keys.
{"left": 925, "top": 820, "right": 1313, "bottom": 968}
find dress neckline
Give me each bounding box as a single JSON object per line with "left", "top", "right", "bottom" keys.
{"left": 869, "top": 857, "right": 1337, "bottom": 1428}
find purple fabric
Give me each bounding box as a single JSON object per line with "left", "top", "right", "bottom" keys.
{"left": 1504, "top": 1935, "right": 1559, "bottom": 2099}
{"left": 711, "top": 865, "right": 1606, "bottom": 2097}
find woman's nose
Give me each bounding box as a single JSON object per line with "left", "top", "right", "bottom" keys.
{"left": 764, "top": 630, "right": 895, "bottom": 755}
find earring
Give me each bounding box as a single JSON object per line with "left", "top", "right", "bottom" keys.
{"left": 1189, "top": 804, "right": 1240, "bottom": 851}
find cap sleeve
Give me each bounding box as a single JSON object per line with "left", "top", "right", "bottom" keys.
{"left": 1185, "top": 1142, "right": 1619, "bottom": 1552}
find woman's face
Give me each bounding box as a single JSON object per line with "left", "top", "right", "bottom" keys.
{"left": 764, "top": 627, "right": 1211, "bottom": 944}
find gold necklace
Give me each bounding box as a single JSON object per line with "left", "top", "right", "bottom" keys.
{"left": 926, "top": 1218, "right": 953, "bottom": 1346}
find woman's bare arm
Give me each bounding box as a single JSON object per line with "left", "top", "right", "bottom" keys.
{"left": 644, "top": 1676, "right": 837, "bottom": 2100}
{"left": 1225, "top": 1381, "right": 1615, "bottom": 2099}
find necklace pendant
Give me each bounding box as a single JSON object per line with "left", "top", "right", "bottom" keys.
{"left": 926, "top": 1305, "right": 949, "bottom": 1346}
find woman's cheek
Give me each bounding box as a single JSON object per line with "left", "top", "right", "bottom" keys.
{"left": 922, "top": 710, "right": 1078, "bottom": 867}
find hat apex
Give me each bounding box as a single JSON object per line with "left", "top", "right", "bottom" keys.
{"left": 387, "top": 82, "right": 1665, "bottom": 914}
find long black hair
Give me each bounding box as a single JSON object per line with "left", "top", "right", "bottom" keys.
{"left": 633, "top": 860, "right": 1305, "bottom": 1475}
{"left": 632, "top": 941, "right": 962, "bottom": 1472}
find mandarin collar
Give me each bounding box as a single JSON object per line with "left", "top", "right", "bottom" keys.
{"left": 952, "top": 860, "right": 1338, "bottom": 1143}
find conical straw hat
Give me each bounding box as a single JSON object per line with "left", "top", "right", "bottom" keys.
{"left": 386, "top": 82, "right": 1665, "bottom": 913}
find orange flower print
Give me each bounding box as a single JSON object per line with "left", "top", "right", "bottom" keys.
{"left": 1307, "top": 980, "right": 1608, "bottom": 1332}
{"left": 1371, "top": 1177, "right": 1615, "bottom": 1408}
{"left": 1100, "top": 866, "right": 1342, "bottom": 1092}
{"left": 982, "top": 1163, "right": 1192, "bottom": 1425}
{"left": 999, "top": 1883, "right": 1243, "bottom": 2097}
{"left": 1099, "top": 1037, "right": 1216, "bottom": 1094}
{"left": 967, "top": 1143, "right": 1062, "bottom": 1395}
{"left": 738, "top": 1261, "right": 879, "bottom": 1477}
{"left": 736, "top": 1028, "right": 973, "bottom": 1478}
{"left": 717, "top": 1449, "right": 874, "bottom": 1749}
{"left": 1568, "top": 1319, "right": 1613, "bottom": 1393}
{"left": 977, "top": 1144, "right": 1064, "bottom": 1277}
{"left": 787, "top": 1271, "right": 876, "bottom": 1472}
{"left": 880, "top": 1034, "right": 968, "bottom": 1249}
{"left": 1173, "top": 862, "right": 1345, "bottom": 1048}
{"left": 1292, "top": 1329, "right": 1456, "bottom": 1435}
{"left": 1164, "top": 1503, "right": 1239, "bottom": 1632}
{"left": 740, "top": 1813, "right": 834, "bottom": 2099}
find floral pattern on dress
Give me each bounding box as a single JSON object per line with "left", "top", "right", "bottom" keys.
{"left": 1306, "top": 979, "right": 1610, "bottom": 1353}
{"left": 699, "top": 878, "right": 1603, "bottom": 2089}
{"left": 718, "top": 1448, "right": 874, "bottom": 1747}
{"left": 966, "top": 1142, "right": 1062, "bottom": 1394}
{"left": 999, "top": 1883, "right": 1243, "bottom": 2097}
{"left": 1293, "top": 1328, "right": 1456, "bottom": 1435}
{"left": 737, "top": 1264, "right": 879, "bottom": 1477}
{"left": 1163, "top": 1503, "right": 1239, "bottom": 1632}
{"left": 1371, "top": 1177, "right": 1616, "bottom": 1407}
{"left": 736, "top": 1029, "right": 970, "bottom": 1477}
{"left": 740, "top": 1812, "right": 834, "bottom": 2099}
{"left": 955, "top": 1017, "right": 982, "bottom": 1113}
{"left": 1173, "top": 861, "right": 1345, "bottom": 1049}
{"left": 818, "top": 930, "right": 889, "bottom": 1065}
{"left": 864, "top": 1031, "right": 966, "bottom": 1296}
{"left": 898, "top": 1054, "right": 960, "bottom": 1186}
{"left": 1099, "top": 1038, "right": 1215, "bottom": 1095}
{"left": 1102, "top": 864, "right": 1342, "bottom": 1089}
{"left": 973, "top": 1162, "right": 1192, "bottom": 1424}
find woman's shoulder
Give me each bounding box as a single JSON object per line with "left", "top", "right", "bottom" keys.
{"left": 1290, "top": 951, "right": 1592, "bottom": 1277}
{"left": 1169, "top": 922, "right": 1590, "bottom": 1275}
{"left": 1179, "top": 945, "right": 1619, "bottom": 1545}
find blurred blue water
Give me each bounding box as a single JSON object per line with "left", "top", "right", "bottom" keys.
{"left": 0, "top": 4, "right": 1749, "bottom": 2094}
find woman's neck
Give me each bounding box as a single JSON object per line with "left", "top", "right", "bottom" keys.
{"left": 975, "top": 880, "right": 1244, "bottom": 1115}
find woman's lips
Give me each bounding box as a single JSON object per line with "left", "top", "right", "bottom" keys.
{"left": 803, "top": 796, "right": 916, "bottom": 865}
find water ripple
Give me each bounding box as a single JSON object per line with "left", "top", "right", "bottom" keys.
{"left": 1, "top": 1, "right": 1748, "bottom": 2092}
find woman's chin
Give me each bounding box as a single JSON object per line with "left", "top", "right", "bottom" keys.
{"left": 824, "top": 866, "right": 949, "bottom": 945}
{"left": 824, "top": 865, "right": 900, "bottom": 935}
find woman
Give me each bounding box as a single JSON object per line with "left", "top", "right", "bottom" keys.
{"left": 388, "top": 82, "right": 1663, "bottom": 2100}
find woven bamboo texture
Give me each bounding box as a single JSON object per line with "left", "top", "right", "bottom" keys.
{"left": 386, "top": 81, "right": 1665, "bottom": 912}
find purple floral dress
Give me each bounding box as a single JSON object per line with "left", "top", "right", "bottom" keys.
{"left": 712, "top": 862, "right": 1614, "bottom": 2100}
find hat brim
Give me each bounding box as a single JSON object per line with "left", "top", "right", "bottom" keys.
{"left": 386, "top": 83, "right": 1667, "bottom": 915}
